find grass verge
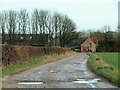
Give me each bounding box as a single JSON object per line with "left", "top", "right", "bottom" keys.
{"left": 95, "top": 53, "right": 119, "bottom": 69}
{"left": 2, "top": 51, "right": 76, "bottom": 78}
{"left": 87, "top": 52, "right": 120, "bottom": 87}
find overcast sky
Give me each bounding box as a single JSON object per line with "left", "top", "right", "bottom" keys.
{"left": 0, "top": 0, "right": 119, "bottom": 31}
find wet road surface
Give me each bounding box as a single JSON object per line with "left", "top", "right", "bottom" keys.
{"left": 2, "top": 53, "right": 118, "bottom": 88}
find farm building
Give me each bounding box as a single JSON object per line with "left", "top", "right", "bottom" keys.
{"left": 81, "top": 38, "right": 97, "bottom": 52}
{"left": 81, "top": 38, "right": 120, "bottom": 52}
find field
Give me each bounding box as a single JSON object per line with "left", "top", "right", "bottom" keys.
{"left": 95, "top": 52, "right": 119, "bottom": 69}
{"left": 88, "top": 52, "right": 120, "bottom": 87}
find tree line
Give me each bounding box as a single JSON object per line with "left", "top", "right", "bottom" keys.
{"left": 89, "top": 26, "right": 120, "bottom": 47}
{"left": 0, "top": 9, "right": 119, "bottom": 49}
{"left": 71, "top": 25, "right": 120, "bottom": 51}
{"left": 0, "top": 9, "right": 78, "bottom": 47}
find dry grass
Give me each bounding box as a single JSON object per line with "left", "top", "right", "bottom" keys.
{"left": 2, "top": 51, "right": 75, "bottom": 78}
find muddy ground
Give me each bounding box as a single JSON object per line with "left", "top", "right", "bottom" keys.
{"left": 2, "top": 53, "right": 118, "bottom": 88}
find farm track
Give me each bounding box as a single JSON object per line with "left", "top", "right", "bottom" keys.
{"left": 2, "top": 53, "right": 118, "bottom": 88}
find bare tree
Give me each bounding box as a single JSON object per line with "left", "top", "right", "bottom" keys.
{"left": 39, "top": 10, "right": 49, "bottom": 46}
{"left": 18, "top": 9, "right": 29, "bottom": 44}
{"left": 60, "top": 15, "right": 77, "bottom": 47}
{"left": 52, "top": 12, "right": 62, "bottom": 46}
{"left": 0, "top": 12, "right": 3, "bottom": 44}
{"left": 6, "top": 11, "right": 17, "bottom": 44}
{"left": 1, "top": 9, "right": 77, "bottom": 47}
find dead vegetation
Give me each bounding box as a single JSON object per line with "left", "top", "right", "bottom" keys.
{"left": 1, "top": 45, "right": 71, "bottom": 66}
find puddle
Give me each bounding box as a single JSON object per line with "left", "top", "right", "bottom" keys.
{"left": 73, "top": 79, "right": 89, "bottom": 84}
{"left": 73, "top": 78, "right": 101, "bottom": 88}
{"left": 73, "top": 78, "right": 101, "bottom": 84}
{"left": 90, "top": 83, "right": 96, "bottom": 88}
{"left": 18, "top": 81, "right": 44, "bottom": 85}
{"left": 38, "top": 72, "right": 42, "bottom": 74}
{"left": 50, "top": 70, "right": 54, "bottom": 73}
{"left": 84, "top": 72, "right": 88, "bottom": 74}
{"left": 73, "top": 63, "right": 81, "bottom": 65}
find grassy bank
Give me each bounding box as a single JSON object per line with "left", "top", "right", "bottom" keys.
{"left": 2, "top": 51, "right": 75, "bottom": 78}
{"left": 87, "top": 52, "right": 119, "bottom": 87}
{"left": 95, "top": 53, "right": 119, "bottom": 69}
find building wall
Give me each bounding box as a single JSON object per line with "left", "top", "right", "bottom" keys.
{"left": 81, "top": 38, "right": 96, "bottom": 52}
{"left": 89, "top": 41, "right": 96, "bottom": 52}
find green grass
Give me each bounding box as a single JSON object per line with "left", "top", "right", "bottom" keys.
{"left": 87, "top": 52, "right": 120, "bottom": 87}
{"left": 2, "top": 52, "right": 75, "bottom": 78}
{"left": 95, "top": 52, "right": 119, "bottom": 69}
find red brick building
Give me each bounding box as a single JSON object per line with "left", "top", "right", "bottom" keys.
{"left": 81, "top": 38, "right": 97, "bottom": 52}
{"left": 81, "top": 38, "right": 120, "bottom": 52}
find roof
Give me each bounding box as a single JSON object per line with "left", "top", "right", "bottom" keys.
{"left": 81, "top": 38, "right": 96, "bottom": 47}
{"left": 90, "top": 38, "right": 97, "bottom": 43}
{"left": 81, "top": 37, "right": 120, "bottom": 47}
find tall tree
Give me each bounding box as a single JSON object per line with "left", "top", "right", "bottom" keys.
{"left": 18, "top": 9, "right": 29, "bottom": 44}
{"left": 6, "top": 11, "right": 17, "bottom": 44}
{"left": 60, "top": 15, "right": 77, "bottom": 47}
